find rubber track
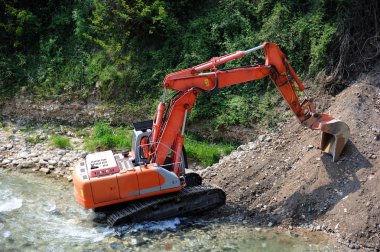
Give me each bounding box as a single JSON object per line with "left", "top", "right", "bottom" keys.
{"left": 107, "top": 185, "right": 225, "bottom": 226}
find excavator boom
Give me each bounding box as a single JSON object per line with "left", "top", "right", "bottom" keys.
{"left": 154, "top": 42, "right": 350, "bottom": 164}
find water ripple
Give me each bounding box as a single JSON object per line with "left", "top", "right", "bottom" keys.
{"left": 0, "top": 189, "right": 23, "bottom": 213}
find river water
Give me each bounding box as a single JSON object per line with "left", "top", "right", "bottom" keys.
{"left": 0, "top": 170, "right": 339, "bottom": 251}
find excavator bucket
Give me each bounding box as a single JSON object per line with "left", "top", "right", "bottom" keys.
{"left": 309, "top": 114, "right": 350, "bottom": 162}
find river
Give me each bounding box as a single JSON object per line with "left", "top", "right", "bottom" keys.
{"left": 0, "top": 170, "right": 340, "bottom": 251}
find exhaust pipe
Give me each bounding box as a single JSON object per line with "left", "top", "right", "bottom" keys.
{"left": 305, "top": 113, "right": 350, "bottom": 162}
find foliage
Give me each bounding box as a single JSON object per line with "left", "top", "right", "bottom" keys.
{"left": 83, "top": 122, "right": 233, "bottom": 167}
{"left": 185, "top": 135, "right": 235, "bottom": 167}
{"left": 25, "top": 135, "right": 43, "bottom": 145}
{"left": 84, "top": 122, "right": 132, "bottom": 152}
{"left": 0, "top": 0, "right": 372, "bottom": 134}
{"left": 189, "top": 84, "right": 285, "bottom": 130}
{"left": 50, "top": 135, "right": 72, "bottom": 149}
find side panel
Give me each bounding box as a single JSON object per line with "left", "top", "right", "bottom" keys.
{"left": 90, "top": 176, "right": 120, "bottom": 204}
{"left": 136, "top": 166, "right": 161, "bottom": 195}
{"left": 73, "top": 165, "right": 94, "bottom": 208}
{"left": 117, "top": 170, "right": 140, "bottom": 198}
{"left": 156, "top": 167, "right": 181, "bottom": 190}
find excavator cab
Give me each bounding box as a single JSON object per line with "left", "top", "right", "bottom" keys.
{"left": 131, "top": 120, "right": 188, "bottom": 173}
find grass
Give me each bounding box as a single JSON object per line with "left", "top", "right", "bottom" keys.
{"left": 185, "top": 135, "right": 235, "bottom": 167}
{"left": 84, "top": 122, "right": 131, "bottom": 152}
{"left": 25, "top": 135, "right": 43, "bottom": 145}
{"left": 83, "top": 122, "right": 234, "bottom": 167}
{"left": 50, "top": 135, "right": 72, "bottom": 149}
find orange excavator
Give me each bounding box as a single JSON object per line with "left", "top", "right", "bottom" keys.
{"left": 73, "top": 42, "right": 350, "bottom": 226}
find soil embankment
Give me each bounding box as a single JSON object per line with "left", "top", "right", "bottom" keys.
{"left": 202, "top": 68, "right": 380, "bottom": 249}
{"left": 0, "top": 98, "right": 149, "bottom": 126}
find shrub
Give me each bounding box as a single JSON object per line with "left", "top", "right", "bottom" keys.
{"left": 50, "top": 135, "right": 72, "bottom": 149}
{"left": 185, "top": 135, "right": 235, "bottom": 167}
{"left": 84, "top": 122, "right": 131, "bottom": 152}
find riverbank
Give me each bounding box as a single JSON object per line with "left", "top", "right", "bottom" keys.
{"left": 0, "top": 122, "right": 86, "bottom": 181}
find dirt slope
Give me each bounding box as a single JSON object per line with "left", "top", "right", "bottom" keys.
{"left": 202, "top": 68, "right": 380, "bottom": 250}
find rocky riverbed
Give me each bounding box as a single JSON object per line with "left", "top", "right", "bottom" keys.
{"left": 0, "top": 122, "right": 88, "bottom": 181}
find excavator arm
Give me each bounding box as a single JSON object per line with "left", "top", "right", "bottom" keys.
{"left": 149, "top": 42, "right": 350, "bottom": 175}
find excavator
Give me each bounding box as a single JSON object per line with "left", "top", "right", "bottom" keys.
{"left": 73, "top": 42, "right": 350, "bottom": 226}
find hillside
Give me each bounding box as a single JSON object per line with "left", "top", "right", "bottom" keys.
{"left": 202, "top": 64, "right": 380, "bottom": 249}
{"left": 1, "top": 0, "right": 378, "bottom": 135}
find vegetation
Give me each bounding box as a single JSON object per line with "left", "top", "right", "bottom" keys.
{"left": 0, "top": 0, "right": 378, "bottom": 154}
{"left": 1, "top": 0, "right": 377, "bottom": 133}
{"left": 185, "top": 135, "right": 235, "bottom": 167}
{"left": 83, "top": 122, "right": 234, "bottom": 166}
{"left": 84, "top": 122, "right": 132, "bottom": 152}
{"left": 25, "top": 135, "right": 43, "bottom": 145}
{"left": 50, "top": 135, "right": 72, "bottom": 149}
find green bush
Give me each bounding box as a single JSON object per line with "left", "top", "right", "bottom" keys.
{"left": 185, "top": 135, "right": 235, "bottom": 167}
{"left": 0, "top": 0, "right": 344, "bottom": 102}
{"left": 84, "top": 122, "right": 131, "bottom": 152}
{"left": 50, "top": 135, "right": 72, "bottom": 149}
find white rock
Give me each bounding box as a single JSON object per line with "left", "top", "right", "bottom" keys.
{"left": 48, "top": 159, "right": 57, "bottom": 165}
{"left": 21, "top": 161, "right": 33, "bottom": 168}
{"left": 237, "top": 145, "right": 247, "bottom": 151}
{"left": 5, "top": 144, "right": 13, "bottom": 149}
{"left": 40, "top": 168, "right": 50, "bottom": 174}
{"left": 1, "top": 159, "right": 11, "bottom": 164}
{"left": 39, "top": 159, "right": 48, "bottom": 165}
{"left": 248, "top": 142, "right": 257, "bottom": 150}
{"left": 19, "top": 152, "right": 28, "bottom": 159}
{"left": 12, "top": 159, "right": 21, "bottom": 165}
{"left": 58, "top": 150, "right": 66, "bottom": 156}
{"left": 28, "top": 153, "right": 38, "bottom": 158}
